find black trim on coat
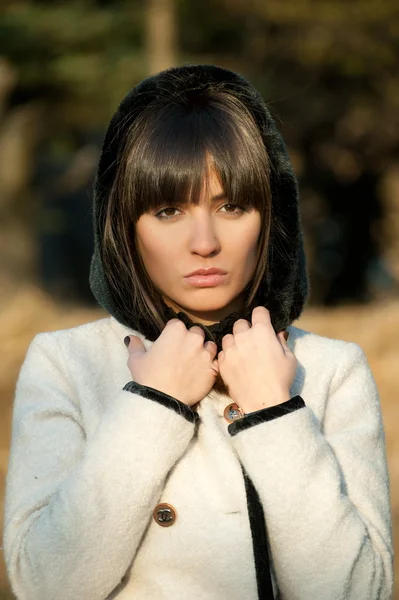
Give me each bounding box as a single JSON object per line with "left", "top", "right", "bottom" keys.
{"left": 241, "top": 464, "right": 275, "bottom": 599}
{"left": 228, "top": 396, "right": 305, "bottom": 437}
{"left": 123, "top": 381, "right": 199, "bottom": 424}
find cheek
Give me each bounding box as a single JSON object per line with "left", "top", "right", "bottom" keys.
{"left": 239, "top": 220, "right": 262, "bottom": 263}
{"left": 136, "top": 230, "right": 178, "bottom": 277}
{"left": 140, "top": 241, "right": 164, "bottom": 271}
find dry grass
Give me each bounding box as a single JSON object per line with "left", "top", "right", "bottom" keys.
{"left": 0, "top": 286, "right": 398, "bottom": 598}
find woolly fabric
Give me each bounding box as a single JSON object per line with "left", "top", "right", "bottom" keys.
{"left": 3, "top": 317, "right": 393, "bottom": 599}
{"left": 89, "top": 64, "right": 309, "bottom": 343}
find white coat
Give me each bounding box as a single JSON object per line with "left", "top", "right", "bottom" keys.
{"left": 3, "top": 316, "right": 393, "bottom": 600}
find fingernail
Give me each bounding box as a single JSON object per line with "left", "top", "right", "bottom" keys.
{"left": 124, "top": 336, "right": 130, "bottom": 347}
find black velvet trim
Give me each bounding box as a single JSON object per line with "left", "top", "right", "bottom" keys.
{"left": 123, "top": 381, "right": 199, "bottom": 424}
{"left": 241, "top": 464, "right": 275, "bottom": 599}
{"left": 228, "top": 395, "right": 305, "bottom": 437}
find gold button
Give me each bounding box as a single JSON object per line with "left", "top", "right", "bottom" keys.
{"left": 153, "top": 503, "right": 177, "bottom": 527}
{"left": 224, "top": 402, "right": 244, "bottom": 423}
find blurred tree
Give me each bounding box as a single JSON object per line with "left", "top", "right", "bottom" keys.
{"left": 0, "top": 0, "right": 147, "bottom": 127}
{"left": 0, "top": 0, "right": 147, "bottom": 299}
{"left": 0, "top": 0, "right": 398, "bottom": 305}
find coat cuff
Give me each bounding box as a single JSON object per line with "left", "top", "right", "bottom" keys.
{"left": 123, "top": 381, "right": 199, "bottom": 425}
{"left": 228, "top": 395, "right": 305, "bottom": 437}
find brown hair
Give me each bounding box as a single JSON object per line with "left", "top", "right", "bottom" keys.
{"left": 101, "top": 87, "right": 272, "bottom": 395}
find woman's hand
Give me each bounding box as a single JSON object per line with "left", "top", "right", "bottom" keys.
{"left": 217, "top": 306, "right": 297, "bottom": 414}
{"left": 125, "top": 319, "right": 219, "bottom": 408}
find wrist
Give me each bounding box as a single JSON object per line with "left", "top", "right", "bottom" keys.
{"left": 238, "top": 390, "right": 292, "bottom": 414}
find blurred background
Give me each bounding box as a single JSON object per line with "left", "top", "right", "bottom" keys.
{"left": 0, "top": 0, "right": 398, "bottom": 597}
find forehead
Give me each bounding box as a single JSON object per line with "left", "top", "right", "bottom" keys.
{"left": 195, "top": 163, "right": 225, "bottom": 197}
{"left": 177, "top": 164, "right": 226, "bottom": 207}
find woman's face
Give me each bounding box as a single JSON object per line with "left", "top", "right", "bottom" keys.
{"left": 135, "top": 167, "right": 262, "bottom": 325}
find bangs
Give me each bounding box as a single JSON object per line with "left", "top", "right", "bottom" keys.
{"left": 119, "top": 90, "right": 271, "bottom": 223}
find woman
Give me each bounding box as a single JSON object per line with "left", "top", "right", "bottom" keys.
{"left": 3, "top": 65, "right": 393, "bottom": 600}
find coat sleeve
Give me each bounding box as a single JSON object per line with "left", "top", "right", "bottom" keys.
{"left": 3, "top": 333, "right": 198, "bottom": 600}
{"left": 228, "top": 342, "right": 393, "bottom": 600}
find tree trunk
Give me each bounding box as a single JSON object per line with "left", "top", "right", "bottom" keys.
{"left": 146, "top": 0, "right": 177, "bottom": 75}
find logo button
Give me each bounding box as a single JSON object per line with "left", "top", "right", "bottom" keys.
{"left": 153, "top": 503, "right": 177, "bottom": 527}
{"left": 224, "top": 402, "right": 244, "bottom": 423}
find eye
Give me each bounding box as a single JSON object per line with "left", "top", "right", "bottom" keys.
{"left": 154, "top": 203, "right": 247, "bottom": 220}
{"left": 219, "top": 204, "right": 245, "bottom": 215}
{"left": 154, "top": 207, "right": 181, "bottom": 220}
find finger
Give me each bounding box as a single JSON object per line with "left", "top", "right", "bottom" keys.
{"left": 125, "top": 335, "right": 147, "bottom": 355}
{"left": 251, "top": 306, "right": 272, "bottom": 327}
{"left": 204, "top": 340, "right": 217, "bottom": 358}
{"left": 188, "top": 325, "right": 206, "bottom": 340}
{"left": 232, "top": 318, "right": 251, "bottom": 335}
{"left": 162, "top": 318, "right": 187, "bottom": 338}
{"left": 222, "top": 333, "right": 234, "bottom": 352}
{"left": 165, "top": 318, "right": 185, "bottom": 328}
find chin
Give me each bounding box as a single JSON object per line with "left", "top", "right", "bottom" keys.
{"left": 173, "top": 292, "right": 238, "bottom": 313}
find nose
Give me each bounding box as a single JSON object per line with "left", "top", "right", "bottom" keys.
{"left": 188, "top": 213, "right": 221, "bottom": 257}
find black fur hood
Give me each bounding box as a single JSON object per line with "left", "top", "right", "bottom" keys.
{"left": 89, "top": 64, "right": 309, "bottom": 347}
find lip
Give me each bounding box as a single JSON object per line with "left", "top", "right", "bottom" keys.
{"left": 185, "top": 267, "right": 227, "bottom": 277}
{"left": 184, "top": 273, "right": 227, "bottom": 287}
